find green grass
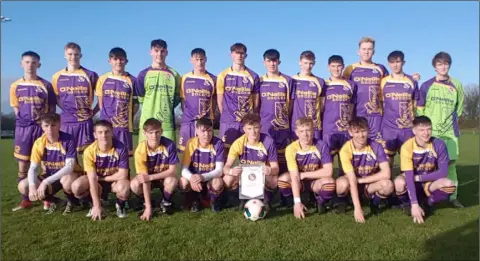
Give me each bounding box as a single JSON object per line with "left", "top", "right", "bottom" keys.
{"left": 1, "top": 134, "right": 479, "bottom": 261}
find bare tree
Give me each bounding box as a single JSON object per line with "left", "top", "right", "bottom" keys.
{"left": 459, "top": 83, "right": 479, "bottom": 130}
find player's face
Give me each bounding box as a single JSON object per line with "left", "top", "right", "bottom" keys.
{"left": 144, "top": 127, "right": 163, "bottom": 146}
{"left": 358, "top": 42, "right": 374, "bottom": 62}
{"left": 150, "top": 47, "right": 168, "bottom": 64}
{"left": 296, "top": 124, "right": 313, "bottom": 145}
{"left": 434, "top": 61, "right": 450, "bottom": 77}
{"left": 94, "top": 126, "right": 113, "bottom": 145}
{"left": 196, "top": 125, "right": 213, "bottom": 146}
{"left": 41, "top": 121, "right": 60, "bottom": 140}
{"left": 413, "top": 124, "right": 432, "bottom": 143}
{"left": 231, "top": 50, "right": 246, "bottom": 65}
{"left": 299, "top": 58, "right": 315, "bottom": 74}
{"left": 243, "top": 123, "right": 261, "bottom": 141}
{"left": 388, "top": 57, "right": 404, "bottom": 74}
{"left": 21, "top": 56, "right": 40, "bottom": 75}
{"left": 328, "top": 62, "right": 344, "bottom": 78}
{"left": 264, "top": 58, "right": 280, "bottom": 74}
{"left": 348, "top": 127, "right": 368, "bottom": 146}
{"left": 64, "top": 48, "right": 82, "bottom": 66}
{"left": 109, "top": 56, "right": 127, "bottom": 72}
{"left": 190, "top": 54, "right": 206, "bottom": 71}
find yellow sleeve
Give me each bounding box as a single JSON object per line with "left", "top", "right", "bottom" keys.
{"left": 379, "top": 78, "right": 387, "bottom": 102}
{"left": 181, "top": 139, "right": 194, "bottom": 167}
{"left": 216, "top": 71, "right": 226, "bottom": 95}
{"left": 134, "top": 142, "right": 148, "bottom": 175}
{"left": 51, "top": 72, "right": 60, "bottom": 95}
{"left": 83, "top": 145, "right": 97, "bottom": 172}
{"left": 9, "top": 82, "right": 18, "bottom": 107}
{"left": 228, "top": 137, "right": 242, "bottom": 160}
{"left": 342, "top": 65, "right": 353, "bottom": 79}
{"left": 179, "top": 74, "right": 187, "bottom": 99}
{"left": 30, "top": 138, "right": 44, "bottom": 164}
{"left": 339, "top": 143, "right": 354, "bottom": 174}
{"left": 285, "top": 144, "right": 298, "bottom": 172}
{"left": 95, "top": 75, "right": 105, "bottom": 97}
{"left": 400, "top": 142, "right": 414, "bottom": 171}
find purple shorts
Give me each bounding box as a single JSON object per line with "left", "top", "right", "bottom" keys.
{"left": 38, "top": 174, "right": 63, "bottom": 195}
{"left": 178, "top": 122, "right": 196, "bottom": 152}
{"left": 382, "top": 128, "right": 414, "bottom": 156}
{"left": 61, "top": 119, "right": 94, "bottom": 153}
{"left": 290, "top": 129, "right": 322, "bottom": 141}
{"left": 366, "top": 115, "right": 382, "bottom": 140}
{"left": 219, "top": 122, "right": 243, "bottom": 147}
{"left": 323, "top": 132, "right": 350, "bottom": 155}
{"left": 14, "top": 124, "right": 43, "bottom": 162}
{"left": 113, "top": 128, "right": 133, "bottom": 157}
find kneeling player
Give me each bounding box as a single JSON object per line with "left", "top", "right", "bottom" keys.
{"left": 18, "top": 112, "right": 81, "bottom": 214}
{"left": 278, "top": 117, "right": 335, "bottom": 218}
{"left": 395, "top": 116, "right": 455, "bottom": 224}
{"left": 338, "top": 117, "right": 394, "bottom": 223}
{"left": 71, "top": 120, "right": 130, "bottom": 220}
{"left": 180, "top": 117, "right": 225, "bottom": 212}
{"left": 131, "top": 118, "right": 179, "bottom": 220}
{"left": 223, "top": 113, "right": 279, "bottom": 211}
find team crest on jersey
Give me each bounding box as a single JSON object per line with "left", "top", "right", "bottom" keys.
{"left": 372, "top": 68, "right": 379, "bottom": 74}
{"left": 366, "top": 154, "right": 373, "bottom": 161}
{"left": 278, "top": 82, "right": 286, "bottom": 88}
{"left": 164, "top": 73, "right": 172, "bottom": 81}
{"left": 403, "top": 83, "right": 411, "bottom": 89}
{"left": 123, "top": 81, "right": 131, "bottom": 89}
{"left": 257, "top": 150, "right": 264, "bottom": 158}
{"left": 204, "top": 80, "right": 210, "bottom": 86}
{"left": 309, "top": 81, "right": 316, "bottom": 87}
{"left": 77, "top": 76, "right": 85, "bottom": 82}
{"left": 427, "top": 150, "right": 435, "bottom": 158}
{"left": 242, "top": 76, "right": 249, "bottom": 84}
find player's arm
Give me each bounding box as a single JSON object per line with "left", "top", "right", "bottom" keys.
{"left": 9, "top": 84, "right": 19, "bottom": 116}
{"left": 201, "top": 142, "right": 225, "bottom": 182}
{"left": 83, "top": 149, "right": 101, "bottom": 211}
{"left": 41, "top": 140, "right": 76, "bottom": 185}
{"left": 251, "top": 76, "right": 261, "bottom": 113}
{"left": 415, "top": 83, "right": 429, "bottom": 116}
{"left": 340, "top": 147, "right": 364, "bottom": 222}
{"left": 95, "top": 76, "right": 104, "bottom": 109}
{"left": 134, "top": 70, "right": 147, "bottom": 104}
{"left": 90, "top": 72, "right": 100, "bottom": 116}
{"left": 455, "top": 80, "right": 465, "bottom": 118}
{"left": 223, "top": 140, "right": 242, "bottom": 176}
{"left": 285, "top": 146, "right": 302, "bottom": 201}
{"left": 102, "top": 168, "right": 129, "bottom": 182}
{"left": 27, "top": 141, "right": 43, "bottom": 201}
{"left": 216, "top": 72, "right": 225, "bottom": 113}
{"left": 102, "top": 146, "right": 130, "bottom": 182}
{"left": 357, "top": 161, "right": 390, "bottom": 184}
{"left": 133, "top": 146, "right": 153, "bottom": 213}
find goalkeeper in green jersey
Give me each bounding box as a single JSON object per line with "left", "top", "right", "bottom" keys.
{"left": 134, "top": 39, "right": 181, "bottom": 143}
{"left": 416, "top": 52, "right": 464, "bottom": 208}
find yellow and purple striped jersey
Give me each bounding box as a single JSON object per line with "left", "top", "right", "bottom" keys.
{"left": 290, "top": 74, "right": 324, "bottom": 131}
{"left": 228, "top": 133, "right": 278, "bottom": 165}
{"left": 83, "top": 139, "right": 129, "bottom": 177}
{"left": 134, "top": 137, "right": 178, "bottom": 175}
{"left": 339, "top": 139, "right": 387, "bottom": 177}
{"left": 180, "top": 71, "right": 217, "bottom": 123}
{"left": 285, "top": 139, "right": 332, "bottom": 172}
{"left": 181, "top": 136, "right": 224, "bottom": 174}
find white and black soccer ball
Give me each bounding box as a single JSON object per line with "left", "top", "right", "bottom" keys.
{"left": 243, "top": 199, "right": 267, "bottom": 221}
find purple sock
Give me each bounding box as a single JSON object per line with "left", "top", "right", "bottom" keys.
{"left": 208, "top": 188, "right": 222, "bottom": 204}
{"left": 64, "top": 191, "right": 78, "bottom": 205}
{"left": 428, "top": 188, "right": 453, "bottom": 206}
{"left": 82, "top": 194, "right": 92, "bottom": 203}
{"left": 396, "top": 191, "right": 410, "bottom": 205}
{"left": 279, "top": 187, "right": 293, "bottom": 198}
{"left": 163, "top": 190, "right": 172, "bottom": 203}
{"left": 116, "top": 198, "right": 126, "bottom": 208}
{"left": 316, "top": 184, "right": 335, "bottom": 205}
{"left": 264, "top": 189, "right": 273, "bottom": 204}
{"left": 371, "top": 193, "right": 382, "bottom": 206}
{"left": 337, "top": 194, "right": 348, "bottom": 204}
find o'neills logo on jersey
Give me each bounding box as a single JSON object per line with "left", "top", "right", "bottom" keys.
{"left": 240, "top": 159, "right": 264, "bottom": 165}
{"left": 353, "top": 77, "right": 380, "bottom": 85}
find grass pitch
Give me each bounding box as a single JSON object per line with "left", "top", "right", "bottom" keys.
{"left": 1, "top": 133, "right": 478, "bottom": 260}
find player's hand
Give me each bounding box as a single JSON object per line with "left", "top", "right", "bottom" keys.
{"left": 293, "top": 202, "right": 307, "bottom": 219}
{"left": 354, "top": 208, "right": 365, "bottom": 223}
{"left": 263, "top": 166, "right": 272, "bottom": 176}
{"left": 190, "top": 174, "right": 203, "bottom": 184}
{"left": 412, "top": 72, "right": 421, "bottom": 81}
{"left": 191, "top": 182, "right": 203, "bottom": 192}
{"left": 37, "top": 182, "right": 47, "bottom": 200}
{"left": 28, "top": 185, "right": 39, "bottom": 202}
{"left": 140, "top": 207, "right": 152, "bottom": 221}
{"left": 231, "top": 166, "right": 242, "bottom": 177}
{"left": 91, "top": 206, "right": 103, "bottom": 221}
{"left": 137, "top": 174, "right": 151, "bottom": 184}
{"left": 411, "top": 204, "right": 425, "bottom": 224}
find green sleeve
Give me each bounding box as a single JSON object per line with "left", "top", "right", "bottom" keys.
{"left": 453, "top": 79, "right": 464, "bottom": 118}
{"left": 173, "top": 71, "right": 181, "bottom": 109}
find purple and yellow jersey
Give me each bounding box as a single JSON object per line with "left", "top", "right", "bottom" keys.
{"left": 51, "top": 67, "right": 98, "bottom": 124}
{"left": 181, "top": 136, "right": 224, "bottom": 174}
{"left": 321, "top": 78, "right": 357, "bottom": 134}
{"left": 95, "top": 72, "right": 137, "bottom": 132}
{"left": 343, "top": 63, "right": 388, "bottom": 117}
{"left": 290, "top": 74, "right": 324, "bottom": 131}
{"left": 256, "top": 73, "right": 294, "bottom": 133}
{"left": 83, "top": 139, "right": 129, "bottom": 177}
{"left": 134, "top": 137, "right": 178, "bottom": 175}
{"left": 216, "top": 67, "right": 259, "bottom": 123}
{"left": 339, "top": 139, "right": 387, "bottom": 178}
{"left": 9, "top": 77, "right": 56, "bottom": 127}
{"left": 400, "top": 137, "right": 449, "bottom": 176}
{"left": 228, "top": 133, "right": 278, "bottom": 165}
{"left": 285, "top": 139, "right": 332, "bottom": 172}
{"left": 30, "top": 132, "right": 83, "bottom": 176}
{"left": 180, "top": 71, "right": 217, "bottom": 124}
{"left": 379, "top": 74, "right": 419, "bottom": 130}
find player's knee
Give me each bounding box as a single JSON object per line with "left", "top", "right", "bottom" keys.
{"left": 380, "top": 179, "right": 394, "bottom": 194}
{"left": 441, "top": 178, "right": 455, "bottom": 187}
{"left": 223, "top": 175, "right": 238, "bottom": 190}
{"left": 164, "top": 176, "right": 178, "bottom": 189}
{"left": 319, "top": 177, "right": 335, "bottom": 185}
{"left": 211, "top": 177, "right": 224, "bottom": 191}
{"left": 60, "top": 173, "right": 76, "bottom": 191}
{"left": 277, "top": 172, "right": 291, "bottom": 183}
{"left": 179, "top": 177, "right": 190, "bottom": 191}
{"left": 115, "top": 180, "right": 130, "bottom": 199}
{"left": 71, "top": 177, "right": 88, "bottom": 197}
{"left": 394, "top": 176, "right": 406, "bottom": 192}
{"left": 336, "top": 177, "right": 349, "bottom": 195}
{"left": 265, "top": 175, "right": 278, "bottom": 190}
{"left": 17, "top": 179, "right": 29, "bottom": 194}
{"left": 129, "top": 178, "right": 142, "bottom": 195}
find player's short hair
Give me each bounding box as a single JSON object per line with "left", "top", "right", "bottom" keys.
{"left": 196, "top": 117, "right": 213, "bottom": 130}
{"left": 21, "top": 51, "right": 40, "bottom": 61}
{"left": 230, "top": 43, "right": 247, "bottom": 53}
{"left": 263, "top": 49, "right": 280, "bottom": 61}
{"left": 39, "top": 112, "right": 60, "bottom": 124}
{"left": 412, "top": 116, "right": 432, "bottom": 127}
{"left": 109, "top": 47, "right": 127, "bottom": 59}
{"left": 358, "top": 37, "right": 375, "bottom": 48}
{"left": 432, "top": 51, "right": 452, "bottom": 66}
{"left": 64, "top": 42, "right": 81, "bottom": 52}
{"left": 241, "top": 113, "right": 261, "bottom": 127}
{"left": 143, "top": 118, "right": 162, "bottom": 131}
{"left": 387, "top": 50, "right": 405, "bottom": 62}
{"left": 191, "top": 48, "right": 206, "bottom": 57}
{"left": 94, "top": 120, "right": 113, "bottom": 130}
{"left": 348, "top": 117, "right": 369, "bottom": 131}
{"left": 151, "top": 39, "right": 167, "bottom": 49}
{"left": 300, "top": 50, "right": 315, "bottom": 61}
{"left": 295, "top": 117, "right": 314, "bottom": 129}
{"left": 328, "top": 55, "right": 344, "bottom": 65}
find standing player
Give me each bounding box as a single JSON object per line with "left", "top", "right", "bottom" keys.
{"left": 130, "top": 118, "right": 179, "bottom": 220}
{"left": 135, "top": 39, "right": 181, "bottom": 143}
{"left": 379, "top": 51, "right": 419, "bottom": 167}
{"left": 338, "top": 117, "right": 394, "bottom": 223}
{"left": 278, "top": 117, "right": 335, "bottom": 218}
{"left": 70, "top": 120, "right": 130, "bottom": 220}
{"left": 223, "top": 113, "right": 279, "bottom": 211}
{"left": 96, "top": 47, "right": 138, "bottom": 156}
{"left": 290, "top": 51, "right": 325, "bottom": 140}
{"left": 416, "top": 52, "right": 464, "bottom": 208}
{"left": 18, "top": 113, "right": 82, "bottom": 214}
{"left": 180, "top": 117, "right": 225, "bottom": 212}
{"left": 256, "top": 49, "right": 294, "bottom": 173}
{"left": 216, "top": 43, "right": 260, "bottom": 157}
{"left": 178, "top": 48, "right": 217, "bottom": 152}
{"left": 52, "top": 42, "right": 99, "bottom": 153}
{"left": 10, "top": 51, "right": 56, "bottom": 211}
{"left": 395, "top": 116, "right": 456, "bottom": 223}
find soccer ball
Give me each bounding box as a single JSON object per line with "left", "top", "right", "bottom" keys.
{"left": 243, "top": 199, "right": 267, "bottom": 221}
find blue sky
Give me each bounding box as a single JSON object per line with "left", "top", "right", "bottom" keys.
{"left": 1, "top": 1, "right": 479, "bottom": 113}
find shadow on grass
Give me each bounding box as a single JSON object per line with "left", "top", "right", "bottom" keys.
{"left": 424, "top": 218, "right": 479, "bottom": 260}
